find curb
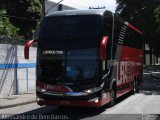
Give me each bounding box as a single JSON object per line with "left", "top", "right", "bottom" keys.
{"left": 0, "top": 100, "right": 36, "bottom": 109}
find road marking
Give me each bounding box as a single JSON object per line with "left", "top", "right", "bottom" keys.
{"left": 151, "top": 72, "right": 160, "bottom": 74}
{"left": 143, "top": 73, "right": 150, "bottom": 75}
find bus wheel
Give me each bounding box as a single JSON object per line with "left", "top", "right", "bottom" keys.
{"left": 109, "top": 87, "right": 116, "bottom": 107}
{"left": 132, "top": 80, "right": 138, "bottom": 94}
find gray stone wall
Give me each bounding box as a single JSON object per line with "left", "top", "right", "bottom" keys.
{"left": 0, "top": 44, "right": 37, "bottom": 98}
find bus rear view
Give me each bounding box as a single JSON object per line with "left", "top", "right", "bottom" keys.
{"left": 24, "top": 10, "right": 143, "bottom": 107}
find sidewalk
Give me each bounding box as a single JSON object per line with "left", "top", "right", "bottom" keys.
{"left": 0, "top": 91, "right": 36, "bottom": 109}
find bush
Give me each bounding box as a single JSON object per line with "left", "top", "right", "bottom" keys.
{"left": 0, "top": 9, "right": 21, "bottom": 44}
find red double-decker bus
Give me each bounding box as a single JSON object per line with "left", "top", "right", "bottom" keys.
{"left": 24, "top": 9, "right": 143, "bottom": 107}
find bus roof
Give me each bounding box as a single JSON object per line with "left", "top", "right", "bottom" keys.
{"left": 45, "top": 9, "right": 142, "bottom": 35}
{"left": 45, "top": 9, "right": 112, "bottom": 17}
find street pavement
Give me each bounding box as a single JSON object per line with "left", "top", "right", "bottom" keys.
{"left": 0, "top": 66, "right": 159, "bottom": 110}
{"left": 144, "top": 65, "right": 160, "bottom": 79}
{"left": 0, "top": 91, "right": 36, "bottom": 109}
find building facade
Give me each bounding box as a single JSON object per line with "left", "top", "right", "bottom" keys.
{"left": 45, "top": 0, "right": 75, "bottom": 14}
{"left": 145, "top": 44, "right": 160, "bottom": 66}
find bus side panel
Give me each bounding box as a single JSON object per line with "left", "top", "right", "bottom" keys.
{"left": 116, "top": 46, "right": 143, "bottom": 97}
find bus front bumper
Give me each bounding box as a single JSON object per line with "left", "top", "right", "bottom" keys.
{"left": 36, "top": 95, "right": 111, "bottom": 107}
{"left": 36, "top": 81, "right": 111, "bottom": 107}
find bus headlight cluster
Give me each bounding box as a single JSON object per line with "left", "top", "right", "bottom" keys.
{"left": 95, "top": 99, "right": 99, "bottom": 103}
{"left": 36, "top": 86, "right": 46, "bottom": 93}
{"left": 85, "top": 90, "right": 92, "bottom": 93}
{"left": 84, "top": 82, "right": 104, "bottom": 94}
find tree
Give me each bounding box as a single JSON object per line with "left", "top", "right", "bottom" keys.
{"left": 154, "top": 6, "right": 160, "bottom": 56}
{"left": 7, "top": 0, "right": 42, "bottom": 40}
{"left": 0, "top": 9, "right": 20, "bottom": 43}
{"left": 155, "top": 6, "right": 160, "bottom": 32}
{"left": 116, "top": 0, "right": 160, "bottom": 56}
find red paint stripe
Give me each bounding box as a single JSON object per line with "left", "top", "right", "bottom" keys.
{"left": 117, "top": 80, "right": 134, "bottom": 88}
{"left": 37, "top": 81, "right": 72, "bottom": 92}
{"left": 120, "top": 46, "right": 143, "bottom": 61}
{"left": 117, "top": 86, "right": 133, "bottom": 98}
{"left": 117, "top": 46, "right": 143, "bottom": 86}
{"left": 128, "top": 23, "right": 142, "bottom": 34}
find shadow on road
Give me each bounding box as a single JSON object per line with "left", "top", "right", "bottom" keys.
{"left": 139, "top": 74, "right": 160, "bottom": 95}
{"left": 4, "top": 106, "right": 106, "bottom": 120}
{"left": 4, "top": 94, "right": 134, "bottom": 120}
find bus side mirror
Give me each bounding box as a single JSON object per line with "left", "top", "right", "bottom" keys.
{"left": 100, "top": 36, "right": 108, "bottom": 60}
{"left": 24, "top": 39, "right": 37, "bottom": 59}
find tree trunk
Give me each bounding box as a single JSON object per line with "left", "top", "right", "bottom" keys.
{"left": 143, "top": 43, "right": 146, "bottom": 65}
{"left": 156, "top": 55, "right": 158, "bottom": 64}
{"left": 40, "top": 0, "right": 45, "bottom": 16}
{"left": 149, "top": 47, "right": 152, "bottom": 66}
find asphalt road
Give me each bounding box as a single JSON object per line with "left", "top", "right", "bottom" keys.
{"left": 1, "top": 74, "right": 160, "bottom": 120}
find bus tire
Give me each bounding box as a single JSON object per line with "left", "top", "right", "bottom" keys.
{"left": 109, "top": 85, "right": 116, "bottom": 107}
{"left": 132, "top": 80, "right": 138, "bottom": 94}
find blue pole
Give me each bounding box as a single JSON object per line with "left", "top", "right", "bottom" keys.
{"left": 15, "top": 64, "right": 18, "bottom": 95}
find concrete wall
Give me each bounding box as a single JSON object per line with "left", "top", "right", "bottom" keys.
{"left": 0, "top": 44, "right": 36, "bottom": 98}
{"left": 145, "top": 44, "right": 160, "bottom": 66}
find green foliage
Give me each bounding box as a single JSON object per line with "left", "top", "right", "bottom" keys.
{"left": 155, "top": 6, "right": 160, "bottom": 30}
{"left": 7, "top": 0, "right": 42, "bottom": 39}
{"left": 26, "top": 0, "right": 42, "bottom": 27}
{"left": 0, "top": 9, "right": 20, "bottom": 41}
{"left": 155, "top": 6, "right": 160, "bottom": 23}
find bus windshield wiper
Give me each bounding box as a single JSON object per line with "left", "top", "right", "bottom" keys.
{"left": 56, "top": 74, "right": 65, "bottom": 81}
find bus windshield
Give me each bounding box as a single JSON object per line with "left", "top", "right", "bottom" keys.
{"left": 39, "top": 15, "right": 102, "bottom": 49}
{"left": 37, "top": 48, "right": 98, "bottom": 82}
